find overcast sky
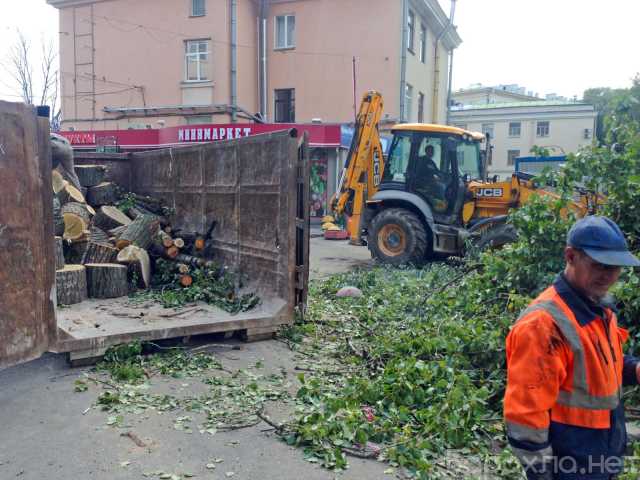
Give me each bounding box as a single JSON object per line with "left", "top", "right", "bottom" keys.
{"left": 0, "top": 0, "right": 638, "bottom": 102}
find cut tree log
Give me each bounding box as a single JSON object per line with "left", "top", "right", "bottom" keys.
{"left": 85, "top": 263, "right": 128, "bottom": 298}
{"left": 55, "top": 164, "right": 82, "bottom": 191}
{"left": 62, "top": 202, "right": 92, "bottom": 241}
{"left": 117, "top": 245, "right": 151, "bottom": 288}
{"left": 94, "top": 206, "right": 131, "bottom": 231}
{"left": 62, "top": 202, "right": 93, "bottom": 221}
{"left": 158, "top": 230, "right": 174, "bottom": 248}
{"left": 166, "top": 246, "right": 179, "bottom": 259}
{"left": 66, "top": 240, "right": 117, "bottom": 264}
{"left": 58, "top": 182, "right": 86, "bottom": 205}
{"left": 194, "top": 237, "right": 206, "bottom": 251}
{"left": 115, "top": 215, "right": 159, "bottom": 250}
{"left": 53, "top": 196, "right": 65, "bottom": 236}
{"left": 75, "top": 164, "right": 106, "bottom": 187}
{"left": 177, "top": 263, "right": 190, "bottom": 274}
{"left": 173, "top": 237, "right": 185, "bottom": 249}
{"left": 87, "top": 182, "right": 120, "bottom": 206}
{"left": 56, "top": 264, "right": 88, "bottom": 305}
{"left": 179, "top": 275, "right": 193, "bottom": 287}
{"left": 54, "top": 236, "right": 65, "bottom": 270}
{"left": 52, "top": 170, "right": 65, "bottom": 194}
{"left": 89, "top": 226, "right": 110, "bottom": 244}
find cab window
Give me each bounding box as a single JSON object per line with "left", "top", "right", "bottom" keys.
{"left": 457, "top": 140, "right": 481, "bottom": 179}
{"left": 383, "top": 132, "right": 412, "bottom": 183}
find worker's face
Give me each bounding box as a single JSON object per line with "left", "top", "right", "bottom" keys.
{"left": 425, "top": 146, "right": 434, "bottom": 158}
{"left": 564, "top": 247, "right": 622, "bottom": 301}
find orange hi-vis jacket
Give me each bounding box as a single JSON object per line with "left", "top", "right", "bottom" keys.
{"left": 504, "top": 274, "right": 639, "bottom": 479}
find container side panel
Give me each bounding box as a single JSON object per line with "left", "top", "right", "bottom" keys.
{"left": 0, "top": 101, "right": 55, "bottom": 369}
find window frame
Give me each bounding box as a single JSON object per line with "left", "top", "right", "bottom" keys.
{"left": 417, "top": 91, "right": 425, "bottom": 123}
{"left": 419, "top": 23, "right": 427, "bottom": 63}
{"left": 481, "top": 122, "right": 495, "bottom": 140}
{"left": 407, "top": 10, "right": 415, "bottom": 53}
{"left": 536, "top": 121, "right": 550, "bottom": 137}
{"left": 508, "top": 121, "right": 521, "bottom": 137}
{"left": 507, "top": 149, "right": 520, "bottom": 166}
{"left": 190, "top": 0, "right": 206, "bottom": 17}
{"left": 274, "top": 88, "right": 295, "bottom": 123}
{"left": 184, "top": 39, "right": 211, "bottom": 82}
{"left": 405, "top": 83, "right": 414, "bottom": 122}
{"left": 274, "top": 14, "right": 296, "bottom": 50}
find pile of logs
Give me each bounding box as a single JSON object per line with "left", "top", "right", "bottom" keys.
{"left": 53, "top": 160, "right": 216, "bottom": 306}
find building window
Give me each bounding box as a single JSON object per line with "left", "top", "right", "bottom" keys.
{"left": 191, "top": 0, "right": 205, "bottom": 16}
{"left": 536, "top": 121, "right": 550, "bottom": 137}
{"left": 405, "top": 83, "right": 413, "bottom": 121}
{"left": 507, "top": 149, "right": 520, "bottom": 166}
{"left": 274, "top": 88, "right": 295, "bottom": 122}
{"left": 417, "top": 92, "right": 425, "bottom": 123}
{"left": 185, "top": 40, "right": 210, "bottom": 82}
{"left": 583, "top": 128, "right": 592, "bottom": 139}
{"left": 407, "top": 10, "right": 415, "bottom": 53}
{"left": 481, "top": 123, "right": 494, "bottom": 140}
{"left": 419, "top": 23, "right": 427, "bottom": 63}
{"left": 508, "top": 122, "right": 521, "bottom": 137}
{"left": 275, "top": 15, "right": 295, "bottom": 49}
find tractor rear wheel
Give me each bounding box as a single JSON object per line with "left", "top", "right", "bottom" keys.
{"left": 368, "top": 208, "right": 429, "bottom": 265}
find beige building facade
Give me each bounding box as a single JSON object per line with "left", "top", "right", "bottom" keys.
{"left": 450, "top": 102, "right": 597, "bottom": 178}
{"left": 47, "top": 0, "right": 461, "bottom": 131}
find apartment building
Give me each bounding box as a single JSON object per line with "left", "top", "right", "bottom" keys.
{"left": 47, "top": 0, "right": 460, "bottom": 130}
{"left": 449, "top": 101, "right": 597, "bottom": 178}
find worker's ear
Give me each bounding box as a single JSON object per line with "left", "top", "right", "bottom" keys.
{"left": 565, "top": 246, "right": 579, "bottom": 265}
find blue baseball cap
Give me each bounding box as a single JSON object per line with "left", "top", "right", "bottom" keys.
{"left": 567, "top": 216, "right": 640, "bottom": 267}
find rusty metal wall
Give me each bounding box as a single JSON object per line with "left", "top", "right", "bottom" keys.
{"left": 73, "top": 152, "right": 132, "bottom": 191}
{"left": 0, "top": 102, "right": 56, "bottom": 369}
{"left": 130, "top": 130, "right": 300, "bottom": 304}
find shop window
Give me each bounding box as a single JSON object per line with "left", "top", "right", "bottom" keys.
{"left": 310, "top": 149, "right": 328, "bottom": 218}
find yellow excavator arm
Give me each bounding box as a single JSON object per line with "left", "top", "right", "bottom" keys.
{"left": 331, "top": 91, "right": 385, "bottom": 244}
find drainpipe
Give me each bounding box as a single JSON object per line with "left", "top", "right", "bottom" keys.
{"left": 230, "top": 0, "right": 238, "bottom": 122}
{"left": 431, "top": 0, "right": 456, "bottom": 124}
{"left": 258, "top": 0, "right": 268, "bottom": 120}
{"left": 445, "top": 0, "right": 457, "bottom": 125}
{"left": 399, "top": 0, "right": 408, "bottom": 122}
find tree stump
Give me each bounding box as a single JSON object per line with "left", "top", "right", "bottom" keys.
{"left": 54, "top": 236, "right": 65, "bottom": 270}
{"left": 94, "top": 206, "right": 131, "bottom": 231}
{"left": 85, "top": 263, "right": 128, "bottom": 298}
{"left": 75, "top": 164, "right": 106, "bottom": 187}
{"left": 87, "top": 182, "right": 120, "bottom": 206}
{"left": 56, "top": 265, "right": 88, "bottom": 305}
{"left": 53, "top": 196, "right": 65, "bottom": 236}
{"left": 117, "top": 245, "right": 151, "bottom": 288}
{"left": 115, "top": 215, "right": 159, "bottom": 250}
{"left": 62, "top": 202, "right": 92, "bottom": 240}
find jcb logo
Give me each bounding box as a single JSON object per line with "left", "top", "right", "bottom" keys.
{"left": 476, "top": 188, "right": 503, "bottom": 198}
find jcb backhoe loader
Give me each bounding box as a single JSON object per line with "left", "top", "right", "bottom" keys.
{"left": 331, "top": 91, "right": 599, "bottom": 265}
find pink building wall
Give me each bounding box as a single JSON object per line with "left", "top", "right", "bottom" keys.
{"left": 49, "top": 0, "right": 455, "bottom": 131}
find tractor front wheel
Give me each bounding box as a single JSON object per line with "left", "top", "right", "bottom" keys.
{"left": 368, "top": 208, "right": 429, "bottom": 265}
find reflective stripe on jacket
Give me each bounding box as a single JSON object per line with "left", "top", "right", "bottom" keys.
{"left": 504, "top": 274, "right": 638, "bottom": 479}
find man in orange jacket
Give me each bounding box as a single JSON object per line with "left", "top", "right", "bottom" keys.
{"left": 504, "top": 216, "right": 640, "bottom": 479}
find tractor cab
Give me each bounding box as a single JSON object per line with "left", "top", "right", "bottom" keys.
{"left": 380, "top": 124, "right": 484, "bottom": 225}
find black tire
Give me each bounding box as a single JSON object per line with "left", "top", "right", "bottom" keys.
{"left": 474, "top": 222, "right": 518, "bottom": 250}
{"left": 368, "top": 208, "right": 430, "bottom": 265}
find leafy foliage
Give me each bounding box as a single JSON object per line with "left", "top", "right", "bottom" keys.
{"left": 285, "top": 77, "right": 640, "bottom": 478}
{"left": 135, "top": 259, "right": 260, "bottom": 314}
